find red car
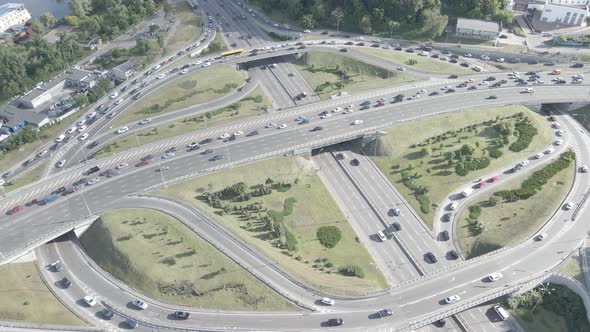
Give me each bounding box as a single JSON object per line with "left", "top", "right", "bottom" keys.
{"left": 488, "top": 176, "right": 500, "bottom": 183}
{"left": 7, "top": 205, "right": 22, "bottom": 215}
{"left": 477, "top": 181, "right": 487, "bottom": 188}
{"left": 137, "top": 159, "right": 150, "bottom": 167}
{"left": 376, "top": 101, "right": 385, "bottom": 107}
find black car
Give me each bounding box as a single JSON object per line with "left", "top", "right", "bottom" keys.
{"left": 371, "top": 43, "right": 380, "bottom": 48}
{"left": 345, "top": 41, "right": 354, "bottom": 45}
{"left": 101, "top": 309, "right": 114, "bottom": 320}
{"left": 88, "top": 141, "right": 99, "bottom": 149}
{"left": 141, "top": 154, "right": 154, "bottom": 161}
{"left": 356, "top": 42, "right": 365, "bottom": 46}
{"left": 378, "top": 309, "right": 393, "bottom": 318}
{"left": 572, "top": 63, "right": 584, "bottom": 68}
{"left": 201, "top": 149, "right": 214, "bottom": 155}
{"left": 340, "top": 48, "right": 348, "bottom": 52}
{"left": 488, "top": 95, "right": 498, "bottom": 99}
{"left": 86, "top": 166, "right": 100, "bottom": 175}
{"left": 445, "top": 89, "right": 456, "bottom": 93}
{"left": 443, "top": 213, "right": 451, "bottom": 222}
{"left": 246, "top": 130, "right": 259, "bottom": 137}
{"left": 460, "top": 62, "right": 469, "bottom": 67}
{"left": 298, "top": 45, "right": 306, "bottom": 49}
{"left": 326, "top": 318, "right": 343, "bottom": 326}
{"left": 391, "top": 222, "right": 402, "bottom": 231}
{"left": 350, "top": 159, "right": 360, "bottom": 166}
{"left": 200, "top": 138, "right": 213, "bottom": 144}
{"left": 440, "top": 230, "right": 449, "bottom": 241}
{"left": 131, "top": 79, "right": 138, "bottom": 85}
{"left": 64, "top": 187, "right": 77, "bottom": 195}
{"left": 174, "top": 311, "right": 191, "bottom": 319}
{"left": 310, "top": 126, "right": 323, "bottom": 132}
{"left": 449, "top": 74, "right": 458, "bottom": 79}
{"left": 360, "top": 105, "right": 370, "bottom": 110}
{"left": 360, "top": 100, "right": 371, "bottom": 106}
{"left": 429, "top": 91, "right": 439, "bottom": 96}
{"left": 449, "top": 59, "right": 458, "bottom": 63}
{"left": 165, "top": 147, "right": 177, "bottom": 154}
{"left": 394, "top": 46, "right": 403, "bottom": 51}
{"left": 56, "top": 186, "right": 67, "bottom": 194}
{"left": 121, "top": 86, "right": 128, "bottom": 92}
{"left": 61, "top": 277, "right": 71, "bottom": 288}
{"left": 436, "top": 318, "right": 447, "bottom": 327}
{"left": 425, "top": 252, "right": 438, "bottom": 263}
{"left": 209, "top": 155, "right": 223, "bottom": 161}
{"left": 448, "top": 250, "right": 459, "bottom": 260}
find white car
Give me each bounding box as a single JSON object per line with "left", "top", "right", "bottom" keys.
{"left": 202, "top": 61, "right": 211, "bottom": 67}
{"left": 581, "top": 165, "right": 588, "bottom": 173}
{"left": 132, "top": 299, "right": 148, "bottom": 310}
{"left": 55, "top": 134, "right": 65, "bottom": 142}
{"left": 188, "top": 142, "right": 199, "bottom": 149}
{"left": 556, "top": 130, "right": 565, "bottom": 137}
{"left": 555, "top": 139, "right": 563, "bottom": 145}
{"left": 139, "top": 118, "right": 152, "bottom": 125}
{"left": 116, "top": 163, "right": 129, "bottom": 170}
{"left": 278, "top": 123, "right": 288, "bottom": 129}
{"left": 36, "top": 150, "right": 48, "bottom": 158}
{"left": 110, "top": 92, "right": 119, "bottom": 99}
{"left": 77, "top": 125, "right": 87, "bottom": 132}
{"left": 397, "top": 66, "right": 407, "bottom": 71}
{"left": 87, "top": 178, "right": 99, "bottom": 186}
{"left": 265, "top": 123, "right": 277, "bottom": 128}
{"left": 487, "top": 272, "right": 503, "bottom": 282}
{"left": 79, "top": 133, "right": 89, "bottom": 141}
{"left": 180, "top": 69, "right": 188, "bottom": 74}
{"left": 353, "top": 119, "right": 364, "bottom": 125}
{"left": 161, "top": 152, "right": 174, "bottom": 159}
{"left": 234, "top": 130, "right": 244, "bottom": 136}
{"left": 56, "top": 160, "right": 66, "bottom": 168}
{"left": 66, "top": 127, "right": 76, "bottom": 134}
{"left": 156, "top": 73, "right": 166, "bottom": 79}
{"left": 535, "top": 152, "right": 544, "bottom": 159}
{"left": 445, "top": 295, "right": 461, "bottom": 304}
{"left": 115, "top": 99, "right": 124, "bottom": 105}
{"left": 564, "top": 202, "right": 574, "bottom": 210}
{"left": 76, "top": 119, "right": 86, "bottom": 126}
{"left": 321, "top": 297, "right": 335, "bottom": 306}
{"left": 83, "top": 296, "right": 97, "bottom": 307}
{"left": 449, "top": 202, "right": 459, "bottom": 210}
{"left": 303, "top": 29, "right": 311, "bottom": 33}
{"left": 519, "top": 160, "right": 530, "bottom": 166}
{"left": 419, "top": 89, "right": 427, "bottom": 94}
{"left": 332, "top": 107, "right": 343, "bottom": 113}
{"left": 545, "top": 147, "right": 555, "bottom": 154}
{"left": 320, "top": 113, "right": 332, "bottom": 119}
{"left": 219, "top": 133, "right": 230, "bottom": 139}
{"left": 117, "top": 126, "right": 129, "bottom": 134}
{"left": 153, "top": 64, "right": 161, "bottom": 70}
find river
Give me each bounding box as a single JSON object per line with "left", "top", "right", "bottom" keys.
{"left": 0, "top": 0, "right": 72, "bottom": 19}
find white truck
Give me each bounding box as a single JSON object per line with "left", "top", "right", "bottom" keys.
{"left": 461, "top": 187, "right": 474, "bottom": 197}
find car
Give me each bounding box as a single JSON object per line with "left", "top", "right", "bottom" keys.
{"left": 200, "top": 138, "right": 213, "bottom": 144}
{"left": 378, "top": 309, "right": 393, "bottom": 318}
{"left": 114, "top": 99, "right": 124, "bottom": 105}
{"left": 131, "top": 299, "right": 148, "bottom": 310}
{"left": 210, "top": 154, "right": 223, "bottom": 161}
{"left": 390, "top": 208, "right": 401, "bottom": 216}
{"left": 7, "top": 205, "right": 22, "bottom": 215}
{"left": 234, "top": 130, "right": 244, "bottom": 136}
{"left": 321, "top": 297, "right": 335, "bottom": 306}
{"left": 445, "top": 295, "right": 461, "bottom": 304}
{"left": 443, "top": 213, "right": 451, "bottom": 222}
{"left": 581, "top": 165, "right": 588, "bottom": 173}
{"left": 138, "top": 159, "right": 150, "bottom": 167}
{"left": 61, "top": 277, "right": 71, "bottom": 288}
{"left": 2, "top": 170, "right": 13, "bottom": 178}
{"left": 86, "top": 178, "right": 99, "bottom": 186}
{"left": 86, "top": 166, "right": 100, "bottom": 174}
{"left": 101, "top": 309, "right": 114, "bottom": 320}
{"left": 440, "top": 230, "right": 449, "bottom": 241}
{"left": 83, "top": 296, "right": 97, "bottom": 307}
{"left": 564, "top": 202, "right": 574, "bottom": 210}
{"left": 126, "top": 320, "right": 138, "bottom": 329}
{"left": 436, "top": 319, "right": 447, "bottom": 327}
{"left": 201, "top": 149, "right": 214, "bottom": 155}
{"left": 391, "top": 222, "right": 402, "bottom": 231}
{"left": 520, "top": 160, "right": 530, "bottom": 166}
{"left": 536, "top": 233, "right": 548, "bottom": 241}
{"left": 161, "top": 152, "right": 174, "bottom": 159}
{"left": 545, "top": 147, "right": 555, "bottom": 154}
{"left": 488, "top": 95, "right": 498, "bottom": 99}
{"left": 352, "top": 119, "right": 364, "bottom": 125}
{"left": 425, "top": 252, "right": 437, "bottom": 263}
{"left": 174, "top": 311, "right": 191, "bottom": 319}
{"left": 77, "top": 125, "right": 87, "bottom": 132}
{"left": 326, "top": 318, "right": 343, "bottom": 326}
{"left": 350, "top": 158, "right": 360, "bottom": 166}
{"left": 448, "top": 250, "right": 459, "bottom": 260}
{"left": 56, "top": 160, "right": 66, "bottom": 168}
{"left": 488, "top": 272, "right": 503, "bottom": 282}
{"left": 219, "top": 133, "right": 230, "bottom": 140}
{"left": 117, "top": 126, "right": 129, "bottom": 134}
{"left": 535, "top": 152, "right": 544, "bottom": 159}
{"left": 265, "top": 123, "right": 277, "bottom": 128}
{"left": 156, "top": 73, "right": 166, "bottom": 79}
{"left": 488, "top": 176, "right": 499, "bottom": 183}
{"left": 428, "top": 91, "right": 439, "bottom": 96}
{"left": 66, "top": 127, "right": 76, "bottom": 134}
{"left": 139, "top": 118, "right": 152, "bottom": 125}
{"left": 246, "top": 130, "right": 259, "bottom": 137}
{"left": 555, "top": 139, "right": 563, "bottom": 145}
{"left": 110, "top": 92, "right": 119, "bottom": 99}
{"left": 310, "top": 126, "right": 324, "bottom": 132}
{"left": 107, "top": 112, "right": 117, "bottom": 119}
{"left": 279, "top": 123, "right": 288, "bottom": 129}
{"left": 320, "top": 113, "right": 332, "bottom": 119}
{"left": 116, "top": 163, "right": 129, "bottom": 170}
{"left": 79, "top": 133, "right": 89, "bottom": 141}
{"left": 449, "top": 202, "right": 458, "bottom": 210}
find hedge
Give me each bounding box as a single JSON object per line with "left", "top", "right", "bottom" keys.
{"left": 509, "top": 119, "right": 538, "bottom": 152}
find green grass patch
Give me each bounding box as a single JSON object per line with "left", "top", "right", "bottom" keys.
{"left": 558, "top": 257, "right": 586, "bottom": 287}
{"left": 292, "top": 51, "right": 420, "bottom": 100}
{"left": 457, "top": 161, "right": 574, "bottom": 258}
{"left": 354, "top": 47, "right": 473, "bottom": 75}
{"left": 111, "top": 65, "right": 244, "bottom": 128}
{"left": 166, "top": 2, "right": 203, "bottom": 53}
{"left": 80, "top": 209, "right": 295, "bottom": 310}
{"left": 369, "top": 105, "right": 553, "bottom": 229}
{"left": 0, "top": 262, "right": 87, "bottom": 325}
{"left": 4, "top": 161, "right": 47, "bottom": 193}
{"left": 157, "top": 157, "right": 389, "bottom": 295}
{"left": 200, "top": 31, "right": 227, "bottom": 56}
{"left": 96, "top": 86, "right": 268, "bottom": 158}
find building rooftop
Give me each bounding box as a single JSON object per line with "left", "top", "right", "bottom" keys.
{"left": 114, "top": 59, "right": 136, "bottom": 72}
{"left": 0, "top": 4, "right": 26, "bottom": 18}
{"left": 65, "top": 68, "right": 93, "bottom": 82}
{"left": 20, "top": 87, "right": 49, "bottom": 103}
{"left": 456, "top": 18, "right": 500, "bottom": 33}
{"left": 0, "top": 104, "right": 47, "bottom": 126}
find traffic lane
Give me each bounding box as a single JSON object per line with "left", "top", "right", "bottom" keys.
{"left": 313, "top": 152, "right": 419, "bottom": 284}
{"left": 459, "top": 304, "right": 517, "bottom": 332}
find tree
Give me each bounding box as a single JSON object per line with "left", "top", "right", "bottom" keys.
{"left": 74, "top": 94, "right": 89, "bottom": 108}
{"left": 316, "top": 226, "right": 342, "bottom": 248}
{"left": 149, "top": 24, "right": 160, "bottom": 33}
{"left": 39, "top": 12, "right": 57, "bottom": 28}
{"left": 79, "top": 17, "right": 100, "bottom": 38}
{"left": 29, "top": 21, "right": 44, "bottom": 36}
{"left": 300, "top": 14, "right": 316, "bottom": 29}
{"left": 331, "top": 7, "right": 344, "bottom": 32}
{"left": 156, "top": 32, "right": 166, "bottom": 53}
{"left": 360, "top": 15, "right": 372, "bottom": 34}
{"left": 69, "top": 0, "right": 93, "bottom": 18}
{"left": 488, "top": 196, "right": 498, "bottom": 207}
{"left": 163, "top": 2, "right": 173, "bottom": 17}
{"left": 387, "top": 20, "right": 400, "bottom": 38}
{"left": 145, "top": 0, "right": 156, "bottom": 15}
{"left": 134, "top": 36, "right": 151, "bottom": 55}
{"left": 64, "top": 15, "right": 81, "bottom": 26}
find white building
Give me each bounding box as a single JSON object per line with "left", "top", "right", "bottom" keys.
{"left": 528, "top": 0, "right": 589, "bottom": 26}
{"left": 112, "top": 60, "right": 136, "bottom": 82}
{"left": 455, "top": 18, "right": 500, "bottom": 40}
{"left": 0, "top": 3, "right": 31, "bottom": 33}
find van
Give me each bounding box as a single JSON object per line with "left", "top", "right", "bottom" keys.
{"left": 494, "top": 305, "right": 509, "bottom": 321}
{"left": 472, "top": 65, "right": 482, "bottom": 72}
{"left": 377, "top": 231, "right": 387, "bottom": 242}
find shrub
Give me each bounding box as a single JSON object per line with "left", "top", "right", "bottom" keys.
{"left": 282, "top": 197, "right": 297, "bottom": 216}
{"left": 316, "top": 226, "right": 342, "bottom": 248}
{"left": 339, "top": 265, "right": 365, "bottom": 278}
{"left": 509, "top": 119, "right": 538, "bottom": 152}
{"left": 489, "top": 149, "right": 503, "bottom": 159}
{"left": 468, "top": 205, "right": 481, "bottom": 220}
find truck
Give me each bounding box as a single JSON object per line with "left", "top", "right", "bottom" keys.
{"left": 461, "top": 187, "right": 474, "bottom": 197}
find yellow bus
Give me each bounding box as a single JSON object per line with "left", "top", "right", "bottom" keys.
{"left": 552, "top": 69, "right": 562, "bottom": 75}
{"left": 221, "top": 49, "right": 245, "bottom": 58}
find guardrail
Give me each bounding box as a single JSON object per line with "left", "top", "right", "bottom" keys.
{"left": 0, "top": 321, "right": 103, "bottom": 332}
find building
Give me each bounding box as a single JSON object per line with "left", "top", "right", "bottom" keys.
{"left": 0, "top": 3, "right": 31, "bottom": 33}
{"left": 64, "top": 68, "right": 96, "bottom": 91}
{"left": 527, "top": 0, "right": 589, "bottom": 26}
{"left": 112, "top": 60, "right": 136, "bottom": 82}
{"left": 455, "top": 18, "right": 501, "bottom": 40}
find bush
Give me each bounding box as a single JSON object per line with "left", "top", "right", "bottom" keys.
{"left": 509, "top": 119, "right": 538, "bottom": 152}
{"left": 489, "top": 149, "right": 503, "bottom": 159}
{"left": 316, "top": 226, "right": 342, "bottom": 248}
{"left": 282, "top": 197, "right": 297, "bottom": 216}
{"left": 339, "top": 265, "right": 365, "bottom": 278}
{"left": 468, "top": 205, "right": 481, "bottom": 220}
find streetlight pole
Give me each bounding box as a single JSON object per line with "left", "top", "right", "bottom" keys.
{"left": 79, "top": 189, "right": 93, "bottom": 217}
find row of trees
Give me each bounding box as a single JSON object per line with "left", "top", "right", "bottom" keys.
{"left": 255, "top": 0, "right": 512, "bottom": 39}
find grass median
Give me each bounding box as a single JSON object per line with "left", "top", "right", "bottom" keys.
{"left": 456, "top": 160, "right": 574, "bottom": 258}
{"left": 96, "top": 86, "right": 268, "bottom": 159}
{"left": 368, "top": 105, "right": 553, "bottom": 229}
{"left": 80, "top": 208, "right": 296, "bottom": 311}
{"left": 111, "top": 65, "right": 244, "bottom": 128}
{"left": 292, "top": 51, "right": 420, "bottom": 100}
{"left": 3, "top": 160, "right": 47, "bottom": 193}
{"left": 0, "top": 262, "right": 87, "bottom": 325}
{"left": 166, "top": 2, "right": 202, "bottom": 53}
{"left": 354, "top": 48, "right": 474, "bottom": 75}
{"left": 157, "top": 157, "right": 389, "bottom": 296}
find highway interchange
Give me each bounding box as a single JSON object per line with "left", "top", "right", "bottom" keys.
{"left": 2, "top": 0, "right": 590, "bottom": 331}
